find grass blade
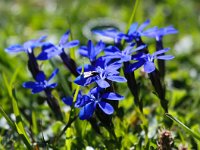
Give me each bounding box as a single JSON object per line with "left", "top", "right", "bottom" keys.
{"left": 2, "top": 71, "right": 32, "bottom": 149}
{"left": 125, "top": 0, "right": 140, "bottom": 33}
{"left": 165, "top": 113, "right": 200, "bottom": 141}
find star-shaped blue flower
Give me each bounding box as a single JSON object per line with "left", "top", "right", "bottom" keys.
{"left": 142, "top": 25, "right": 178, "bottom": 41}
{"left": 93, "top": 20, "right": 158, "bottom": 44}
{"left": 74, "top": 57, "right": 127, "bottom": 88}
{"left": 37, "top": 30, "right": 79, "bottom": 60}
{"left": 23, "top": 69, "right": 59, "bottom": 94}
{"left": 78, "top": 40, "right": 105, "bottom": 63}
{"left": 129, "top": 48, "right": 174, "bottom": 73}
{"left": 5, "top": 36, "right": 47, "bottom": 54}
{"left": 75, "top": 87, "right": 124, "bottom": 120}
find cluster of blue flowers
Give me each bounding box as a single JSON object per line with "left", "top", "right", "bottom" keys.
{"left": 5, "top": 19, "right": 177, "bottom": 121}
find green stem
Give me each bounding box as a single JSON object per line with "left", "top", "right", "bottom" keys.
{"left": 53, "top": 115, "right": 78, "bottom": 145}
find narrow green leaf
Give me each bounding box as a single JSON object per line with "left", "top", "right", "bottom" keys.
{"left": 125, "top": 0, "right": 140, "bottom": 33}
{"left": 32, "top": 111, "right": 38, "bottom": 135}
{"left": 2, "top": 72, "right": 32, "bottom": 147}
{"left": 0, "top": 106, "right": 32, "bottom": 149}
{"left": 165, "top": 113, "right": 200, "bottom": 141}
{"left": 0, "top": 105, "right": 15, "bottom": 130}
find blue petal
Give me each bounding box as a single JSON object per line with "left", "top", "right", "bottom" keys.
{"left": 157, "top": 55, "right": 174, "bottom": 60}
{"left": 48, "top": 68, "right": 59, "bottom": 81}
{"left": 74, "top": 75, "right": 96, "bottom": 86}
{"left": 37, "top": 52, "right": 49, "bottom": 60}
{"left": 5, "top": 44, "right": 25, "bottom": 53}
{"left": 144, "top": 61, "right": 155, "bottom": 73}
{"left": 98, "top": 101, "right": 114, "bottom": 115}
{"left": 22, "top": 81, "right": 38, "bottom": 88}
{"left": 128, "top": 23, "right": 138, "bottom": 35}
{"left": 128, "top": 60, "right": 144, "bottom": 73}
{"left": 76, "top": 64, "right": 95, "bottom": 73}
{"left": 142, "top": 27, "right": 159, "bottom": 37}
{"left": 107, "top": 75, "right": 127, "bottom": 83}
{"left": 93, "top": 28, "right": 119, "bottom": 38}
{"left": 59, "top": 30, "right": 70, "bottom": 46}
{"left": 104, "top": 46, "right": 120, "bottom": 54}
{"left": 75, "top": 93, "right": 91, "bottom": 108}
{"left": 96, "top": 79, "right": 110, "bottom": 88}
{"left": 78, "top": 46, "right": 88, "bottom": 57}
{"left": 32, "top": 87, "right": 44, "bottom": 94}
{"left": 42, "top": 43, "right": 57, "bottom": 53}
{"left": 106, "top": 62, "right": 122, "bottom": 71}
{"left": 93, "top": 40, "right": 105, "bottom": 58}
{"left": 123, "top": 43, "right": 135, "bottom": 54}
{"left": 89, "top": 86, "right": 102, "bottom": 95}
{"left": 102, "top": 92, "right": 124, "bottom": 100}
{"left": 62, "top": 96, "right": 73, "bottom": 106}
{"left": 138, "top": 19, "right": 150, "bottom": 32}
{"left": 37, "top": 43, "right": 58, "bottom": 60}
{"left": 87, "top": 40, "right": 94, "bottom": 60}
{"left": 129, "top": 45, "right": 146, "bottom": 53}
{"left": 152, "top": 48, "right": 170, "bottom": 57}
{"left": 79, "top": 102, "right": 96, "bottom": 120}
{"left": 48, "top": 83, "right": 57, "bottom": 88}
{"left": 37, "top": 35, "right": 47, "bottom": 42}
{"left": 163, "top": 26, "right": 178, "bottom": 34}
{"left": 94, "top": 57, "right": 106, "bottom": 68}
{"left": 36, "top": 72, "right": 46, "bottom": 82}
{"left": 62, "top": 40, "right": 79, "bottom": 48}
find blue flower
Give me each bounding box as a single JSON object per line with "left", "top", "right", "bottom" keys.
{"left": 23, "top": 69, "right": 59, "bottom": 94}
{"left": 142, "top": 25, "right": 178, "bottom": 41}
{"left": 5, "top": 36, "right": 47, "bottom": 54}
{"left": 75, "top": 87, "right": 124, "bottom": 120}
{"left": 126, "top": 19, "right": 158, "bottom": 42}
{"left": 37, "top": 30, "right": 79, "bottom": 60}
{"left": 104, "top": 43, "right": 146, "bottom": 63}
{"left": 93, "top": 20, "right": 157, "bottom": 44}
{"left": 78, "top": 40, "right": 105, "bottom": 63}
{"left": 129, "top": 48, "right": 174, "bottom": 73}
{"left": 74, "top": 57, "right": 127, "bottom": 88}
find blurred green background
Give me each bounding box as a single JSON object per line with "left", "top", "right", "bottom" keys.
{"left": 0, "top": 0, "right": 200, "bottom": 149}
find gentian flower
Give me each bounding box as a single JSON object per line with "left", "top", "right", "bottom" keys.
{"left": 5, "top": 36, "right": 47, "bottom": 80}
{"left": 37, "top": 30, "right": 79, "bottom": 76}
{"left": 143, "top": 26, "right": 178, "bottom": 78}
{"left": 93, "top": 20, "right": 157, "bottom": 46}
{"left": 78, "top": 40, "right": 105, "bottom": 63}
{"left": 104, "top": 43, "right": 146, "bottom": 63}
{"left": 129, "top": 48, "right": 174, "bottom": 73}
{"left": 143, "top": 25, "right": 178, "bottom": 41}
{"left": 5, "top": 36, "right": 47, "bottom": 54}
{"left": 23, "top": 69, "right": 59, "bottom": 94}
{"left": 74, "top": 57, "right": 127, "bottom": 88}
{"left": 37, "top": 30, "right": 79, "bottom": 60}
{"left": 75, "top": 87, "right": 124, "bottom": 120}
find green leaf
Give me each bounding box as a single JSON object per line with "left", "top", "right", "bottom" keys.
{"left": 165, "top": 113, "right": 200, "bottom": 141}
{"left": 2, "top": 71, "right": 32, "bottom": 149}
{"left": 0, "top": 105, "right": 32, "bottom": 149}
{"left": 125, "top": 0, "right": 140, "bottom": 33}
{"left": 0, "top": 105, "right": 15, "bottom": 130}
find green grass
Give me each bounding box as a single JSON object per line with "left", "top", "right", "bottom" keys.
{"left": 0, "top": 0, "right": 200, "bottom": 149}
